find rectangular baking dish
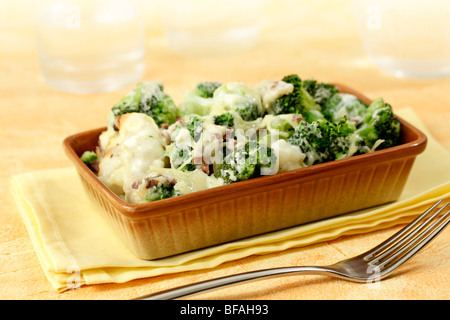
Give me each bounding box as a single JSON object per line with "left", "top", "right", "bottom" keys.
{"left": 63, "top": 84, "right": 428, "bottom": 260}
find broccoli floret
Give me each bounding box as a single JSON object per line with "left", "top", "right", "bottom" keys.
{"left": 287, "top": 118, "right": 357, "bottom": 165}
{"left": 182, "top": 82, "right": 222, "bottom": 116}
{"left": 303, "top": 109, "right": 325, "bottom": 123}
{"left": 112, "top": 82, "right": 179, "bottom": 127}
{"left": 215, "top": 161, "right": 256, "bottom": 184}
{"left": 321, "top": 93, "right": 368, "bottom": 124}
{"left": 268, "top": 116, "right": 296, "bottom": 139}
{"left": 167, "top": 142, "right": 198, "bottom": 172}
{"left": 214, "top": 112, "right": 235, "bottom": 127}
{"left": 288, "top": 120, "right": 334, "bottom": 165}
{"left": 111, "top": 84, "right": 142, "bottom": 115}
{"left": 287, "top": 98, "right": 400, "bottom": 165}
{"left": 213, "top": 141, "right": 276, "bottom": 183}
{"left": 330, "top": 118, "right": 358, "bottom": 160}
{"left": 194, "top": 81, "right": 222, "bottom": 98}
{"left": 303, "top": 79, "right": 339, "bottom": 106}
{"left": 80, "top": 151, "right": 98, "bottom": 164}
{"left": 233, "top": 102, "right": 261, "bottom": 121}
{"left": 356, "top": 98, "right": 401, "bottom": 149}
{"left": 212, "top": 82, "right": 264, "bottom": 122}
{"left": 144, "top": 176, "right": 181, "bottom": 202}
{"left": 146, "top": 184, "right": 179, "bottom": 201}
{"left": 213, "top": 144, "right": 255, "bottom": 183}
{"left": 272, "top": 74, "right": 320, "bottom": 116}
{"left": 186, "top": 115, "right": 204, "bottom": 142}
{"left": 180, "top": 163, "right": 197, "bottom": 172}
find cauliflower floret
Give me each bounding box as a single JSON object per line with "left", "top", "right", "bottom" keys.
{"left": 254, "top": 80, "right": 294, "bottom": 114}
{"left": 98, "top": 113, "right": 167, "bottom": 195}
{"left": 271, "top": 139, "right": 306, "bottom": 172}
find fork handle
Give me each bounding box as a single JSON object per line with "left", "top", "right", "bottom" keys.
{"left": 136, "top": 266, "right": 336, "bottom": 300}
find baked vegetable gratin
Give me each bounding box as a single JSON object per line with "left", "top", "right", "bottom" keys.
{"left": 80, "top": 74, "right": 402, "bottom": 204}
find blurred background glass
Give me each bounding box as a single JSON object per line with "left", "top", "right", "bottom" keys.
{"left": 5, "top": 0, "right": 448, "bottom": 96}
{"left": 33, "top": 0, "right": 145, "bottom": 94}
{"left": 352, "top": 0, "right": 450, "bottom": 78}
{"left": 160, "top": 0, "right": 263, "bottom": 57}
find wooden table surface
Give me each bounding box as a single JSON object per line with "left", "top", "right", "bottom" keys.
{"left": 1, "top": 0, "right": 449, "bottom": 300}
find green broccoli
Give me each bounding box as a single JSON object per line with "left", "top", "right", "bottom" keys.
{"left": 80, "top": 151, "right": 98, "bottom": 165}
{"left": 144, "top": 176, "right": 181, "bottom": 202}
{"left": 213, "top": 141, "right": 276, "bottom": 183}
{"left": 111, "top": 84, "right": 142, "bottom": 115}
{"left": 268, "top": 116, "right": 296, "bottom": 139}
{"left": 194, "top": 81, "right": 222, "bottom": 98}
{"left": 356, "top": 98, "right": 401, "bottom": 149}
{"left": 214, "top": 112, "right": 235, "bottom": 127}
{"left": 214, "top": 160, "right": 256, "bottom": 184}
{"left": 182, "top": 81, "right": 222, "bottom": 116}
{"left": 112, "top": 82, "right": 179, "bottom": 127}
{"left": 303, "top": 109, "right": 326, "bottom": 123}
{"left": 288, "top": 120, "right": 333, "bottom": 165}
{"left": 167, "top": 142, "right": 197, "bottom": 172}
{"left": 272, "top": 74, "right": 320, "bottom": 116}
{"left": 329, "top": 118, "right": 358, "bottom": 160}
{"left": 233, "top": 102, "right": 262, "bottom": 121}
{"left": 287, "top": 118, "right": 357, "bottom": 165}
{"left": 303, "top": 79, "right": 339, "bottom": 106}
{"left": 287, "top": 97, "right": 401, "bottom": 165}
{"left": 212, "top": 82, "right": 264, "bottom": 122}
{"left": 322, "top": 93, "right": 368, "bottom": 124}
{"left": 186, "top": 115, "right": 204, "bottom": 142}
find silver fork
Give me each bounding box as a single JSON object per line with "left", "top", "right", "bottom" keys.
{"left": 136, "top": 200, "right": 450, "bottom": 300}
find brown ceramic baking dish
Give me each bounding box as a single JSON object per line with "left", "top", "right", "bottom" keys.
{"left": 63, "top": 84, "right": 427, "bottom": 260}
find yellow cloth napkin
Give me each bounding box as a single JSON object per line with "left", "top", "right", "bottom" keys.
{"left": 11, "top": 108, "right": 450, "bottom": 292}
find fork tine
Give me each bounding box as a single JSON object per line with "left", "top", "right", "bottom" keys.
{"left": 376, "top": 206, "right": 450, "bottom": 272}
{"left": 364, "top": 199, "right": 444, "bottom": 261}
{"left": 368, "top": 202, "right": 449, "bottom": 264}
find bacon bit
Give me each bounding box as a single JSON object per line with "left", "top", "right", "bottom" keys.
{"left": 145, "top": 179, "right": 157, "bottom": 189}
{"left": 160, "top": 131, "right": 172, "bottom": 145}
{"left": 144, "top": 175, "right": 177, "bottom": 189}
{"left": 175, "top": 118, "right": 186, "bottom": 127}
{"left": 132, "top": 180, "right": 142, "bottom": 190}
{"left": 160, "top": 123, "right": 169, "bottom": 129}
{"left": 89, "top": 162, "right": 99, "bottom": 174}
{"left": 293, "top": 115, "right": 304, "bottom": 123}
{"left": 201, "top": 161, "right": 210, "bottom": 175}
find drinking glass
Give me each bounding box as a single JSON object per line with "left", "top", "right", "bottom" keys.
{"left": 352, "top": 0, "right": 450, "bottom": 78}
{"left": 34, "top": 0, "right": 145, "bottom": 94}
{"left": 161, "top": 0, "right": 262, "bottom": 57}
